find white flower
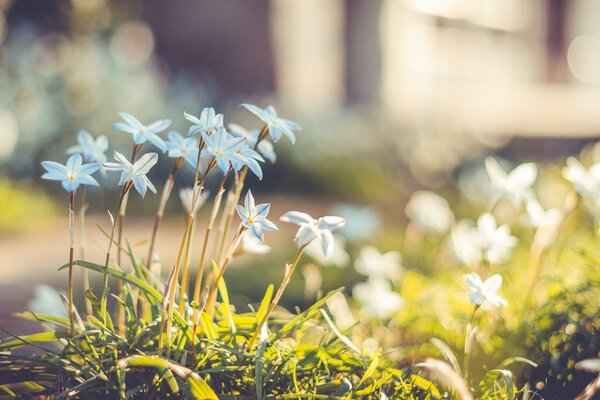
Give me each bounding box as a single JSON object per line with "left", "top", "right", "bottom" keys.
{"left": 236, "top": 190, "right": 278, "bottom": 240}
{"left": 239, "top": 231, "right": 271, "bottom": 255}
{"left": 562, "top": 157, "right": 600, "bottom": 198}
{"left": 353, "top": 278, "right": 403, "bottom": 319}
{"left": 451, "top": 214, "right": 517, "bottom": 266}
{"left": 405, "top": 191, "right": 454, "bottom": 234}
{"left": 241, "top": 103, "right": 301, "bottom": 143}
{"left": 485, "top": 157, "right": 537, "bottom": 205}
{"left": 179, "top": 187, "right": 209, "bottom": 215}
{"left": 185, "top": 107, "right": 224, "bottom": 136}
{"left": 66, "top": 129, "right": 109, "bottom": 164}
{"left": 104, "top": 151, "right": 159, "bottom": 197}
{"left": 526, "top": 199, "right": 563, "bottom": 248}
{"left": 354, "top": 246, "right": 403, "bottom": 282}
{"left": 304, "top": 234, "right": 350, "bottom": 268}
{"left": 41, "top": 154, "right": 101, "bottom": 192}
{"left": 464, "top": 272, "right": 507, "bottom": 307}
{"left": 280, "top": 211, "right": 345, "bottom": 258}
{"left": 112, "top": 112, "right": 170, "bottom": 152}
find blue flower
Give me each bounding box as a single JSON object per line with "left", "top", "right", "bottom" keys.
{"left": 232, "top": 144, "right": 265, "bottom": 180}
{"left": 185, "top": 107, "right": 224, "bottom": 136}
{"left": 241, "top": 103, "right": 300, "bottom": 144}
{"left": 229, "top": 123, "right": 276, "bottom": 163}
{"left": 236, "top": 190, "right": 278, "bottom": 240}
{"left": 112, "top": 112, "right": 171, "bottom": 152}
{"left": 201, "top": 127, "right": 246, "bottom": 175}
{"left": 41, "top": 154, "right": 101, "bottom": 192}
{"left": 104, "top": 151, "right": 159, "bottom": 197}
{"left": 66, "top": 130, "right": 109, "bottom": 164}
{"left": 280, "top": 211, "right": 345, "bottom": 258}
{"left": 166, "top": 131, "right": 200, "bottom": 168}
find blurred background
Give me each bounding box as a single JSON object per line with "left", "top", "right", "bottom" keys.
{"left": 1, "top": 0, "right": 600, "bottom": 330}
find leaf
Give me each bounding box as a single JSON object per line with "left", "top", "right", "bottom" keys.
{"left": 430, "top": 337, "right": 462, "bottom": 375}
{"left": 118, "top": 356, "right": 179, "bottom": 394}
{"left": 0, "top": 331, "right": 61, "bottom": 351}
{"left": 211, "top": 260, "right": 235, "bottom": 335}
{"left": 479, "top": 369, "right": 516, "bottom": 400}
{"left": 320, "top": 309, "right": 362, "bottom": 357}
{"left": 256, "top": 284, "right": 274, "bottom": 323}
{"left": 186, "top": 375, "right": 219, "bottom": 400}
{"left": 356, "top": 352, "right": 380, "bottom": 388}
{"left": 200, "top": 312, "right": 218, "bottom": 340}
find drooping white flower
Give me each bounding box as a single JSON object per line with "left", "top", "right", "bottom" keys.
{"left": 485, "top": 157, "right": 537, "bottom": 205}
{"left": 464, "top": 272, "right": 507, "bottom": 307}
{"left": 200, "top": 127, "right": 246, "bottom": 175}
{"left": 304, "top": 234, "right": 350, "bottom": 268}
{"left": 451, "top": 214, "right": 518, "bottom": 267}
{"left": 28, "top": 284, "right": 67, "bottom": 317}
{"left": 353, "top": 278, "right": 403, "bottom": 319}
{"left": 280, "top": 211, "right": 345, "bottom": 258}
{"left": 354, "top": 246, "right": 403, "bottom": 282}
{"left": 562, "top": 157, "right": 600, "bottom": 198}
{"left": 104, "top": 151, "right": 159, "bottom": 197}
{"left": 405, "top": 191, "right": 454, "bottom": 234}
{"left": 229, "top": 123, "right": 277, "bottom": 163}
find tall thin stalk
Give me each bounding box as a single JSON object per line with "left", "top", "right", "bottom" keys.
{"left": 147, "top": 161, "right": 182, "bottom": 265}
{"left": 78, "top": 186, "right": 92, "bottom": 316}
{"left": 247, "top": 245, "right": 306, "bottom": 350}
{"left": 191, "top": 170, "right": 231, "bottom": 305}
{"left": 68, "top": 190, "right": 76, "bottom": 337}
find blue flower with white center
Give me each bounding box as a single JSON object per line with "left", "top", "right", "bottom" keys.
{"left": 104, "top": 151, "right": 159, "bottom": 197}
{"left": 66, "top": 130, "right": 109, "bottom": 164}
{"left": 200, "top": 126, "right": 246, "bottom": 175}
{"left": 112, "top": 112, "right": 171, "bottom": 152}
{"left": 229, "top": 123, "right": 277, "bottom": 163}
{"left": 236, "top": 190, "right": 278, "bottom": 240}
{"left": 280, "top": 211, "right": 345, "bottom": 258}
{"left": 185, "top": 107, "right": 224, "bottom": 136}
{"left": 241, "top": 103, "right": 300, "bottom": 144}
{"left": 41, "top": 154, "right": 101, "bottom": 192}
{"left": 166, "top": 131, "right": 200, "bottom": 168}
{"left": 232, "top": 144, "right": 265, "bottom": 179}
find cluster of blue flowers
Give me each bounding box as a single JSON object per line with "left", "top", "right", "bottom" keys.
{"left": 41, "top": 104, "right": 300, "bottom": 197}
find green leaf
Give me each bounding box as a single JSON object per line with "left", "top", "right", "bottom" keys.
{"left": 479, "top": 369, "right": 516, "bottom": 400}
{"left": 211, "top": 260, "right": 235, "bottom": 335}
{"left": 320, "top": 309, "right": 362, "bottom": 357}
{"left": 187, "top": 375, "right": 219, "bottom": 400}
{"left": 256, "top": 284, "right": 274, "bottom": 323}
{"left": 0, "top": 331, "right": 61, "bottom": 351}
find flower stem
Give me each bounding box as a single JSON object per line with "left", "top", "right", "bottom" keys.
{"left": 68, "top": 190, "right": 76, "bottom": 337}
{"left": 247, "top": 245, "right": 306, "bottom": 351}
{"left": 191, "top": 170, "right": 230, "bottom": 305}
{"left": 463, "top": 305, "right": 479, "bottom": 383}
{"left": 78, "top": 186, "right": 92, "bottom": 316}
{"left": 147, "top": 161, "right": 181, "bottom": 265}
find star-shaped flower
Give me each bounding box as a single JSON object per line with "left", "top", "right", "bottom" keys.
{"left": 305, "top": 234, "right": 349, "bottom": 268}
{"left": 229, "top": 123, "right": 276, "bottom": 163}
{"left": 41, "top": 154, "right": 101, "bottom": 192}
{"left": 104, "top": 151, "right": 159, "bottom": 197}
{"left": 241, "top": 103, "right": 300, "bottom": 144}
{"left": 185, "top": 107, "right": 224, "bottom": 136}
{"left": 66, "top": 130, "right": 109, "bottom": 164}
{"left": 236, "top": 190, "right": 278, "bottom": 240}
{"left": 562, "top": 157, "right": 600, "bottom": 198}
{"left": 166, "top": 131, "right": 200, "bottom": 168}
{"left": 464, "top": 272, "right": 507, "bottom": 307}
{"left": 112, "top": 112, "right": 171, "bottom": 152}
{"left": 231, "top": 144, "right": 265, "bottom": 179}
{"left": 485, "top": 157, "right": 537, "bottom": 205}
{"left": 280, "top": 211, "right": 345, "bottom": 258}
{"left": 201, "top": 127, "right": 247, "bottom": 174}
